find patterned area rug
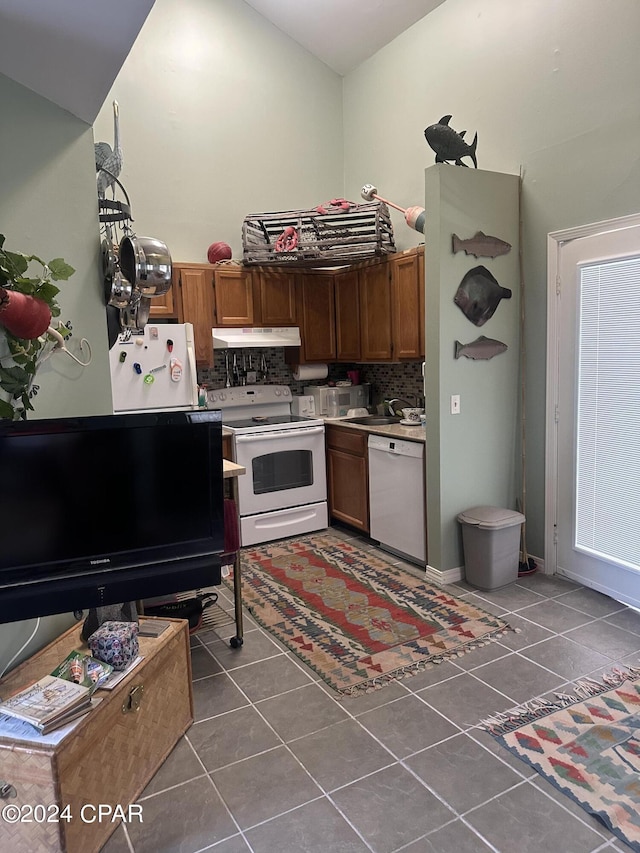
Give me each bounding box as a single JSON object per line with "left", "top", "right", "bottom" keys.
{"left": 482, "top": 669, "right": 640, "bottom": 851}
{"left": 229, "top": 533, "right": 512, "bottom": 696}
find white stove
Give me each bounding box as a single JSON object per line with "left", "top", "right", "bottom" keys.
{"left": 208, "top": 386, "right": 327, "bottom": 546}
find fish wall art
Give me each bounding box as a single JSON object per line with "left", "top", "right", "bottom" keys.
{"left": 424, "top": 115, "right": 478, "bottom": 167}
{"left": 452, "top": 231, "right": 511, "bottom": 259}
{"left": 454, "top": 335, "right": 508, "bottom": 360}
{"left": 454, "top": 265, "right": 512, "bottom": 326}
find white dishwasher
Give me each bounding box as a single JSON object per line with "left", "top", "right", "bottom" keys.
{"left": 368, "top": 434, "right": 426, "bottom": 564}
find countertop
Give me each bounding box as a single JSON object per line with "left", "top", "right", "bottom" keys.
{"left": 222, "top": 421, "right": 425, "bottom": 443}
{"left": 323, "top": 418, "right": 426, "bottom": 443}
{"left": 223, "top": 458, "right": 246, "bottom": 477}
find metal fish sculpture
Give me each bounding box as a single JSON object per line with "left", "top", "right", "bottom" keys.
{"left": 452, "top": 231, "right": 511, "bottom": 259}
{"left": 455, "top": 335, "right": 508, "bottom": 360}
{"left": 424, "top": 115, "right": 478, "bottom": 167}
{"left": 454, "top": 266, "right": 512, "bottom": 326}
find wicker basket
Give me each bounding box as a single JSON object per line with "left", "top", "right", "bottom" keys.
{"left": 242, "top": 200, "right": 395, "bottom": 266}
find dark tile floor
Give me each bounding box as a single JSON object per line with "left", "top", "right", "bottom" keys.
{"left": 103, "top": 528, "right": 639, "bottom": 853}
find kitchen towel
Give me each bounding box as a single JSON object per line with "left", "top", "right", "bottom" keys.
{"left": 292, "top": 363, "right": 328, "bottom": 382}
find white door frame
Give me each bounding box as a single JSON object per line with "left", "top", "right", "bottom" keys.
{"left": 545, "top": 211, "right": 640, "bottom": 576}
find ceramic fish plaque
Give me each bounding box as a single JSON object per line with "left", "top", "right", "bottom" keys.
{"left": 455, "top": 335, "right": 508, "bottom": 360}
{"left": 454, "top": 265, "right": 512, "bottom": 326}
{"left": 424, "top": 115, "right": 478, "bottom": 167}
{"left": 452, "top": 231, "right": 511, "bottom": 259}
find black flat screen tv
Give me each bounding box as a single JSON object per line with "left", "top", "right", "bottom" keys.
{"left": 0, "top": 410, "right": 224, "bottom": 624}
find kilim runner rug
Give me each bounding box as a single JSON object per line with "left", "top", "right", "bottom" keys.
{"left": 482, "top": 668, "right": 640, "bottom": 851}
{"left": 228, "top": 532, "right": 513, "bottom": 696}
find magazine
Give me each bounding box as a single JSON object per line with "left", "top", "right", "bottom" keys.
{"left": 0, "top": 674, "right": 91, "bottom": 729}
{"left": 99, "top": 655, "right": 144, "bottom": 690}
{"left": 0, "top": 698, "right": 103, "bottom": 743}
{"left": 50, "top": 650, "right": 113, "bottom": 693}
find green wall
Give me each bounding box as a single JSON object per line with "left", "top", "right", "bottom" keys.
{"left": 425, "top": 166, "right": 520, "bottom": 572}
{"left": 0, "top": 73, "right": 113, "bottom": 670}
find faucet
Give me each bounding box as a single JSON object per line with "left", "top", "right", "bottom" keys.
{"left": 386, "top": 397, "right": 415, "bottom": 416}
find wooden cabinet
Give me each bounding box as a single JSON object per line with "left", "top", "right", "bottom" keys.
{"left": 298, "top": 272, "right": 336, "bottom": 362}
{"left": 288, "top": 268, "right": 361, "bottom": 365}
{"left": 359, "top": 261, "right": 393, "bottom": 361}
{"left": 214, "top": 265, "right": 254, "bottom": 326}
{"left": 417, "top": 246, "right": 425, "bottom": 357}
{"left": 254, "top": 269, "right": 296, "bottom": 325}
{"left": 326, "top": 424, "right": 369, "bottom": 533}
{"left": 148, "top": 285, "right": 181, "bottom": 320}
{"left": 156, "top": 249, "right": 424, "bottom": 369}
{"left": 222, "top": 432, "right": 233, "bottom": 460}
{"left": 390, "top": 249, "right": 422, "bottom": 359}
{"left": 178, "top": 265, "right": 216, "bottom": 366}
{"left": 334, "top": 269, "right": 361, "bottom": 361}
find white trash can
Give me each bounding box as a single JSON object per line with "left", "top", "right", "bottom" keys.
{"left": 456, "top": 506, "right": 526, "bottom": 591}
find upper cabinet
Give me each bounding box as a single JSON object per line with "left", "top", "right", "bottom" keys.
{"left": 214, "top": 265, "right": 254, "bottom": 326}
{"left": 254, "top": 269, "right": 296, "bottom": 326}
{"left": 389, "top": 249, "right": 422, "bottom": 360}
{"left": 288, "top": 250, "right": 424, "bottom": 364}
{"left": 359, "top": 261, "right": 393, "bottom": 361}
{"left": 295, "top": 268, "right": 361, "bottom": 363}
{"left": 297, "top": 272, "right": 336, "bottom": 362}
{"left": 147, "top": 284, "right": 182, "bottom": 320}
{"left": 177, "top": 265, "right": 216, "bottom": 366}
{"left": 334, "top": 269, "right": 361, "bottom": 361}
{"left": 151, "top": 249, "right": 424, "bottom": 369}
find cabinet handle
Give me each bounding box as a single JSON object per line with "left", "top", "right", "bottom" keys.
{"left": 122, "top": 684, "right": 144, "bottom": 714}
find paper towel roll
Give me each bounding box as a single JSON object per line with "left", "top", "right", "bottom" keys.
{"left": 292, "top": 363, "right": 328, "bottom": 382}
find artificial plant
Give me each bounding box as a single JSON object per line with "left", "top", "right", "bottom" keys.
{"left": 0, "top": 234, "right": 75, "bottom": 419}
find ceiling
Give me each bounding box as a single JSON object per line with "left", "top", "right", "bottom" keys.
{"left": 0, "top": 0, "right": 443, "bottom": 124}
{"left": 244, "top": 0, "right": 445, "bottom": 75}
{"left": 0, "top": 0, "right": 155, "bottom": 124}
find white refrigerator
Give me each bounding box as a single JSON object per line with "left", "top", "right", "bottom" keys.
{"left": 109, "top": 323, "right": 199, "bottom": 413}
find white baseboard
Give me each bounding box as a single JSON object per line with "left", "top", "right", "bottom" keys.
{"left": 425, "top": 564, "right": 463, "bottom": 586}
{"left": 425, "top": 555, "right": 546, "bottom": 587}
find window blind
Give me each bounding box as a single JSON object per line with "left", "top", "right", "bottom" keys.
{"left": 576, "top": 256, "right": 640, "bottom": 572}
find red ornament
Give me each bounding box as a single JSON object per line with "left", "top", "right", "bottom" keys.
{"left": 0, "top": 288, "right": 52, "bottom": 339}
{"left": 207, "top": 242, "right": 232, "bottom": 264}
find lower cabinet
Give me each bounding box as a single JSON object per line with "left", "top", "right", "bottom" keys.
{"left": 222, "top": 433, "right": 233, "bottom": 460}
{"left": 326, "top": 424, "right": 369, "bottom": 533}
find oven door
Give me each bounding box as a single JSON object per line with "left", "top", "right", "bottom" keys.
{"left": 233, "top": 425, "right": 326, "bottom": 516}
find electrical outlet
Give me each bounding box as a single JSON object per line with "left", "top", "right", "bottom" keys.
{"left": 450, "top": 394, "right": 461, "bottom": 415}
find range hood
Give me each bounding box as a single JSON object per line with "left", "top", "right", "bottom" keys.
{"left": 212, "top": 327, "right": 301, "bottom": 349}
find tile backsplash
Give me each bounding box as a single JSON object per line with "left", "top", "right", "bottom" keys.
{"left": 198, "top": 350, "right": 424, "bottom": 409}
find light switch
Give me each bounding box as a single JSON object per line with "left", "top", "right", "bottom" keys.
{"left": 451, "top": 394, "right": 461, "bottom": 414}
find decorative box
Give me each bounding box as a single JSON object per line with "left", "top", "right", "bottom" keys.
{"left": 242, "top": 199, "right": 395, "bottom": 266}
{"left": 87, "top": 620, "right": 139, "bottom": 670}
{"left": 0, "top": 618, "right": 193, "bottom": 853}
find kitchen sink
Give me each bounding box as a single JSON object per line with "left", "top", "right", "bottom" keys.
{"left": 343, "top": 416, "right": 402, "bottom": 425}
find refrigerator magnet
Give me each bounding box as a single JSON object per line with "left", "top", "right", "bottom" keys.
{"left": 170, "top": 357, "right": 183, "bottom": 382}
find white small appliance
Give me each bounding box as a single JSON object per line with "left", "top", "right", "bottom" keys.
{"left": 109, "top": 322, "right": 198, "bottom": 413}
{"left": 304, "top": 384, "right": 370, "bottom": 418}
{"left": 290, "top": 395, "right": 316, "bottom": 417}
{"left": 208, "top": 385, "right": 327, "bottom": 546}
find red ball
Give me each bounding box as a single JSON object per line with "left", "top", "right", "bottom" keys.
{"left": 207, "top": 242, "right": 232, "bottom": 264}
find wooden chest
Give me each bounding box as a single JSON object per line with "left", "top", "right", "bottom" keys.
{"left": 0, "top": 618, "right": 193, "bottom": 853}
